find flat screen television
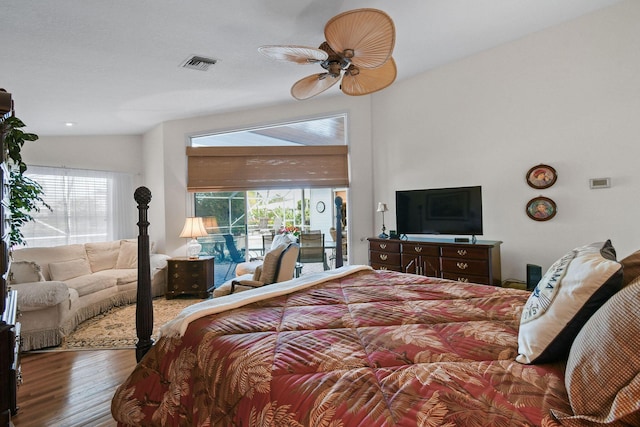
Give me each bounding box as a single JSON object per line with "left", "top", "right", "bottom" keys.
{"left": 395, "top": 186, "right": 483, "bottom": 237}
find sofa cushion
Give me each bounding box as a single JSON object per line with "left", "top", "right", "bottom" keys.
{"left": 516, "top": 240, "right": 623, "bottom": 364}
{"left": 115, "top": 240, "right": 138, "bottom": 269}
{"left": 94, "top": 269, "right": 138, "bottom": 286}
{"left": 9, "top": 260, "right": 45, "bottom": 284}
{"left": 259, "top": 244, "right": 286, "bottom": 285}
{"left": 552, "top": 278, "right": 640, "bottom": 426}
{"left": 12, "top": 244, "right": 87, "bottom": 280}
{"left": 64, "top": 273, "right": 116, "bottom": 296}
{"left": 49, "top": 258, "right": 93, "bottom": 282}
{"left": 13, "top": 281, "right": 69, "bottom": 310}
{"left": 85, "top": 240, "right": 121, "bottom": 272}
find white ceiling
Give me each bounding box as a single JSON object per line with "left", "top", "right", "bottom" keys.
{"left": 1, "top": 0, "right": 623, "bottom": 136}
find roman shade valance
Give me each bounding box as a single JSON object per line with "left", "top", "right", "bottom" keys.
{"left": 186, "top": 145, "right": 349, "bottom": 192}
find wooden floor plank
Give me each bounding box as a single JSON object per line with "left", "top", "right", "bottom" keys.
{"left": 12, "top": 349, "right": 137, "bottom": 427}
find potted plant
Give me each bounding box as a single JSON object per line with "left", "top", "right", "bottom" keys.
{"left": 1, "top": 116, "right": 50, "bottom": 247}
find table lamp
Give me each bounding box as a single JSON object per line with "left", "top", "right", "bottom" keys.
{"left": 179, "top": 217, "right": 208, "bottom": 258}
{"left": 377, "top": 202, "right": 388, "bottom": 238}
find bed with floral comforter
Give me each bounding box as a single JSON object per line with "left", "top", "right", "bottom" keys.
{"left": 111, "top": 266, "right": 574, "bottom": 426}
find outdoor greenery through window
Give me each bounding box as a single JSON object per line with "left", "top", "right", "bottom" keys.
{"left": 20, "top": 166, "right": 136, "bottom": 247}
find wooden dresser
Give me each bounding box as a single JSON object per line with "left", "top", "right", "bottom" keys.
{"left": 167, "top": 257, "right": 215, "bottom": 299}
{"left": 368, "top": 237, "right": 502, "bottom": 286}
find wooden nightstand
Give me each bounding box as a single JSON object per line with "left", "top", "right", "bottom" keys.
{"left": 166, "top": 256, "right": 214, "bottom": 299}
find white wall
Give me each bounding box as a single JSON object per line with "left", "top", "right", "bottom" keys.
{"left": 22, "top": 134, "right": 143, "bottom": 176}
{"left": 371, "top": 0, "right": 640, "bottom": 280}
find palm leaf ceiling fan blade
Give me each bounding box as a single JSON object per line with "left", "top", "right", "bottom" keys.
{"left": 341, "top": 57, "right": 397, "bottom": 96}
{"left": 291, "top": 73, "right": 341, "bottom": 100}
{"left": 259, "top": 8, "right": 396, "bottom": 100}
{"left": 258, "top": 45, "right": 328, "bottom": 64}
{"left": 324, "top": 8, "right": 395, "bottom": 69}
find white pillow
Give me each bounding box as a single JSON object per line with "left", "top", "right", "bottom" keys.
{"left": 270, "top": 234, "right": 291, "bottom": 250}
{"left": 115, "top": 240, "right": 138, "bottom": 269}
{"left": 516, "top": 240, "right": 623, "bottom": 364}
{"left": 85, "top": 241, "right": 121, "bottom": 272}
{"left": 49, "top": 258, "right": 93, "bottom": 282}
{"left": 9, "top": 260, "right": 45, "bottom": 284}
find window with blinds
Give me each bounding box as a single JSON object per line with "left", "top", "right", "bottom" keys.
{"left": 20, "top": 166, "right": 135, "bottom": 247}
{"left": 187, "top": 114, "right": 349, "bottom": 192}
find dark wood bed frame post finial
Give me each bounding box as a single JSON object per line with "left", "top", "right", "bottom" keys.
{"left": 134, "top": 186, "right": 153, "bottom": 362}
{"left": 334, "top": 196, "right": 343, "bottom": 268}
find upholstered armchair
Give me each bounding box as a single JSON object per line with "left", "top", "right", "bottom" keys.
{"left": 213, "top": 243, "right": 300, "bottom": 296}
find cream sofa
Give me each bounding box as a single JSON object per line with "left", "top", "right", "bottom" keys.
{"left": 9, "top": 239, "right": 170, "bottom": 351}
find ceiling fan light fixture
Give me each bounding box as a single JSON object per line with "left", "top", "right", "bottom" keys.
{"left": 260, "top": 8, "right": 396, "bottom": 100}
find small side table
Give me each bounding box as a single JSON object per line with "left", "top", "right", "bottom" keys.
{"left": 166, "top": 256, "right": 214, "bottom": 299}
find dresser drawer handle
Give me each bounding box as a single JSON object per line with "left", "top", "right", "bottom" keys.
{"left": 379, "top": 254, "right": 388, "bottom": 261}
{"left": 458, "top": 277, "right": 469, "bottom": 283}
{"left": 191, "top": 284, "right": 200, "bottom": 289}
{"left": 379, "top": 266, "right": 388, "bottom": 270}
{"left": 456, "top": 262, "right": 468, "bottom": 270}
{"left": 380, "top": 243, "right": 387, "bottom": 249}
{"left": 457, "top": 249, "right": 467, "bottom": 256}
{"left": 414, "top": 246, "right": 422, "bottom": 253}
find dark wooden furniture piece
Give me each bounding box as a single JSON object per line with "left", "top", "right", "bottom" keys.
{"left": 1, "top": 90, "right": 20, "bottom": 426}
{"left": 167, "top": 257, "right": 214, "bottom": 299}
{"left": 368, "top": 237, "right": 502, "bottom": 286}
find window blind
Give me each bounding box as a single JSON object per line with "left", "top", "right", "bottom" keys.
{"left": 186, "top": 145, "right": 349, "bottom": 192}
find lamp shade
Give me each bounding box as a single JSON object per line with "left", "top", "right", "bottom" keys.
{"left": 179, "top": 217, "right": 208, "bottom": 238}
{"left": 180, "top": 217, "right": 208, "bottom": 258}
{"left": 376, "top": 202, "right": 388, "bottom": 213}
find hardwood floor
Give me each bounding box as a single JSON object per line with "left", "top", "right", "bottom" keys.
{"left": 12, "top": 349, "right": 137, "bottom": 427}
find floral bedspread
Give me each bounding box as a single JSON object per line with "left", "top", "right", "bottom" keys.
{"left": 112, "top": 269, "right": 571, "bottom": 426}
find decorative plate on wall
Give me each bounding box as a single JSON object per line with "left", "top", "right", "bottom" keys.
{"left": 526, "top": 164, "right": 557, "bottom": 189}
{"left": 526, "top": 196, "right": 557, "bottom": 221}
{"left": 316, "top": 201, "right": 325, "bottom": 213}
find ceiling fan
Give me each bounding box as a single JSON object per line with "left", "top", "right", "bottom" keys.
{"left": 258, "top": 8, "right": 396, "bottom": 100}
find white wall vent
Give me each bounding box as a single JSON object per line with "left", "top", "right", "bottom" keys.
{"left": 181, "top": 55, "right": 218, "bottom": 71}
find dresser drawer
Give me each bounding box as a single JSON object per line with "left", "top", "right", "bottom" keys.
{"left": 167, "top": 257, "right": 214, "bottom": 299}
{"left": 370, "top": 250, "right": 401, "bottom": 267}
{"left": 441, "top": 258, "right": 488, "bottom": 276}
{"left": 370, "top": 240, "right": 399, "bottom": 252}
{"left": 401, "top": 243, "right": 439, "bottom": 257}
{"left": 442, "top": 272, "right": 490, "bottom": 285}
{"left": 440, "top": 246, "right": 489, "bottom": 260}
{"left": 370, "top": 263, "right": 402, "bottom": 272}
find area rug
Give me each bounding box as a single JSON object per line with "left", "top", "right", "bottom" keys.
{"left": 54, "top": 297, "right": 204, "bottom": 351}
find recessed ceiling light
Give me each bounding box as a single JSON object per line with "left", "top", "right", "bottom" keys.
{"left": 65, "top": 122, "right": 76, "bottom": 127}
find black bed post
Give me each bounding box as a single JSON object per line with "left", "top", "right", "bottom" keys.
{"left": 134, "top": 186, "right": 153, "bottom": 362}
{"left": 335, "top": 196, "right": 343, "bottom": 268}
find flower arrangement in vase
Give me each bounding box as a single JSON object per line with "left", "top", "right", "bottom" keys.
{"left": 278, "top": 225, "right": 300, "bottom": 242}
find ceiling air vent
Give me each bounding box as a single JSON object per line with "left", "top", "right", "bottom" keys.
{"left": 181, "top": 55, "right": 217, "bottom": 71}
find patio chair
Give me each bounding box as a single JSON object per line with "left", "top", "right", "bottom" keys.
{"left": 298, "top": 232, "right": 329, "bottom": 271}
{"left": 222, "top": 234, "right": 246, "bottom": 281}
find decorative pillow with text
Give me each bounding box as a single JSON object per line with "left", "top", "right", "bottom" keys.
{"left": 516, "top": 240, "right": 622, "bottom": 364}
